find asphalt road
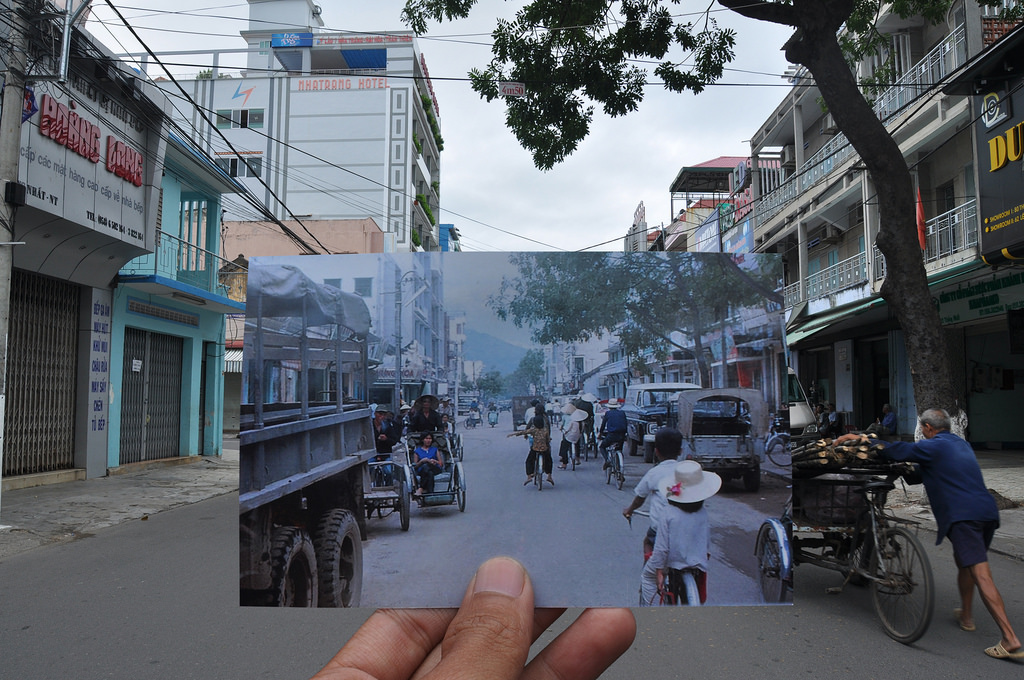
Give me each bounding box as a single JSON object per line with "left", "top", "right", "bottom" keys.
{"left": 363, "top": 410, "right": 789, "bottom": 607}
{"left": 3, "top": 414, "right": 1024, "bottom": 679}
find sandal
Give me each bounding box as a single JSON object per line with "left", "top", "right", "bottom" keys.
{"left": 524, "top": 477, "right": 533, "bottom": 486}
{"left": 557, "top": 464, "right": 567, "bottom": 470}
{"left": 984, "top": 642, "right": 1024, "bottom": 660}
{"left": 955, "top": 608, "right": 976, "bottom": 632}
{"left": 546, "top": 476, "right": 555, "bottom": 486}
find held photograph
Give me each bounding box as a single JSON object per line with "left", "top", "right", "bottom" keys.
{"left": 238, "top": 251, "right": 792, "bottom": 608}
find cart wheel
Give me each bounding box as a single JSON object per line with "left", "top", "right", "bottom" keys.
{"left": 269, "top": 526, "right": 318, "bottom": 607}
{"left": 870, "top": 526, "right": 934, "bottom": 644}
{"left": 456, "top": 465, "right": 467, "bottom": 512}
{"left": 755, "top": 520, "right": 789, "bottom": 603}
{"left": 399, "top": 482, "right": 411, "bottom": 531}
{"left": 313, "top": 509, "right": 362, "bottom": 608}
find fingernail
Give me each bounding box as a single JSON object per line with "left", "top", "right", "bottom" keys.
{"left": 473, "top": 558, "right": 526, "bottom": 597}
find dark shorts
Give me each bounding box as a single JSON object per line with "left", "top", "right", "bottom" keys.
{"left": 947, "top": 520, "right": 998, "bottom": 568}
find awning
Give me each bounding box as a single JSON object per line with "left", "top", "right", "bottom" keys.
{"left": 786, "top": 297, "right": 883, "bottom": 346}
{"left": 225, "top": 349, "right": 244, "bottom": 373}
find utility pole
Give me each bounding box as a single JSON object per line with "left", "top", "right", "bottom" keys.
{"left": 0, "top": 0, "right": 29, "bottom": 525}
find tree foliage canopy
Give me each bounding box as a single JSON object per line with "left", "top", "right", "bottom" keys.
{"left": 403, "top": 1, "right": 1016, "bottom": 170}
{"left": 488, "top": 253, "right": 781, "bottom": 385}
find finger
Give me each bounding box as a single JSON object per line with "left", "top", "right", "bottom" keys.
{"left": 312, "top": 608, "right": 455, "bottom": 680}
{"left": 522, "top": 608, "right": 636, "bottom": 680}
{"left": 421, "top": 557, "right": 535, "bottom": 680}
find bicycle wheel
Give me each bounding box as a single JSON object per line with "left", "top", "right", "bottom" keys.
{"left": 765, "top": 436, "right": 791, "bottom": 467}
{"left": 615, "top": 450, "right": 625, "bottom": 490}
{"left": 682, "top": 570, "right": 702, "bottom": 606}
{"left": 755, "top": 521, "right": 788, "bottom": 603}
{"left": 535, "top": 468, "right": 543, "bottom": 491}
{"left": 870, "top": 526, "right": 934, "bottom": 644}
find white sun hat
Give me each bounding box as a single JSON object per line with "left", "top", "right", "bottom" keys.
{"left": 660, "top": 460, "right": 722, "bottom": 505}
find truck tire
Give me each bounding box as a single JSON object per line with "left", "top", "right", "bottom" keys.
{"left": 626, "top": 438, "right": 638, "bottom": 458}
{"left": 642, "top": 439, "right": 655, "bottom": 464}
{"left": 314, "top": 509, "right": 362, "bottom": 607}
{"left": 269, "top": 526, "right": 318, "bottom": 607}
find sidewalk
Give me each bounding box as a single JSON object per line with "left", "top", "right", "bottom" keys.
{"left": 0, "top": 438, "right": 240, "bottom": 561}
{"left": 1, "top": 438, "right": 1022, "bottom": 562}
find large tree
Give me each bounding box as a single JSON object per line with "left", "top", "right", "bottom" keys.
{"left": 402, "top": 0, "right": 1021, "bottom": 427}
{"left": 489, "top": 252, "right": 782, "bottom": 387}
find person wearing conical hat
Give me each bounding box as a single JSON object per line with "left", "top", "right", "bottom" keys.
{"left": 640, "top": 460, "right": 720, "bottom": 606}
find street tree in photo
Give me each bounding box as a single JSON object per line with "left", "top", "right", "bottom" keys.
{"left": 488, "top": 253, "right": 781, "bottom": 387}
{"left": 401, "top": 0, "right": 1022, "bottom": 427}
{"left": 506, "top": 348, "right": 547, "bottom": 396}
{"left": 476, "top": 369, "right": 505, "bottom": 399}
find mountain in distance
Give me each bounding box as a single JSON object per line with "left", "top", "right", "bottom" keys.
{"left": 463, "top": 328, "right": 530, "bottom": 376}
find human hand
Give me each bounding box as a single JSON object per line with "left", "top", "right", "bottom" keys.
{"left": 311, "top": 557, "right": 635, "bottom": 680}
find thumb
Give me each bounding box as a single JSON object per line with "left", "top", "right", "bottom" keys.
{"left": 426, "top": 557, "right": 534, "bottom": 680}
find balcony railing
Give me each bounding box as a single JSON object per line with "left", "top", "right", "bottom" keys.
{"left": 120, "top": 231, "right": 234, "bottom": 298}
{"left": 780, "top": 200, "right": 979, "bottom": 305}
{"left": 806, "top": 252, "right": 868, "bottom": 299}
{"left": 754, "top": 24, "right": 968, "bottom": 227}
{"left": 873, "top": 199, "right": 978, "bottom": 280}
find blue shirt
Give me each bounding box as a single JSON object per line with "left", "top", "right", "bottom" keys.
{"left": 881, "top": 411, "right": 897, "bottom": 433}
{"left": 602, "top": 408, "right": 627, "bottom": 433}
{"left": 883, "top": 431, "right": 999, "bottom": 544}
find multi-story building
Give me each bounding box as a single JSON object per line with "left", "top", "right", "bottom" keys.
{"left": 3, "top": 15, "right": 240, "bottom": 488}
{"left": 138, "top": 0, "right": 444, "bottom": 253}
{"left": 747, "top": 2, "right": 1022, "bottom": 444}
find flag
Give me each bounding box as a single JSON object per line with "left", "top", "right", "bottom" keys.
{"left": 916, "top": 187, "right": 927, "bottom": 250}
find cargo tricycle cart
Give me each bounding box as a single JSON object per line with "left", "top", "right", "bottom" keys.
{"left": 755, "top": 438, "right": 935, "bottom": 644}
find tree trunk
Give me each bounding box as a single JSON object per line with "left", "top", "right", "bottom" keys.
{"left": 721, "top": 0, "right": 963, "bottom": 427}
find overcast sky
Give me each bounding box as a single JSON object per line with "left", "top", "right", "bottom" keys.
{"left": 87, "top": 1, "right": 796, "bottom": 253}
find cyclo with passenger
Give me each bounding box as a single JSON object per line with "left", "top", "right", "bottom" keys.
{"left": 403, "top": 395, "right": 466, "bottom": 511}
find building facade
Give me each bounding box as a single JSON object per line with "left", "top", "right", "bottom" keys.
{"left": 746, "top": 2, "right": 1022, "bottom": 445}
{"left": 140, "top": 0, "right": 443, "bottom": 254}
{"left": 3, "top": 17, "right": 239, "bottom": 487}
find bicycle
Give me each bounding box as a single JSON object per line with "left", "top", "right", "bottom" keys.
{"left": 629, "top": 510, "right": 702, "bottom": 606}
{"left": 604, "top": 439, "right": 625, "bottom": 490}
{"left": 755, "top": 465, "right": 934, "bottom": 643}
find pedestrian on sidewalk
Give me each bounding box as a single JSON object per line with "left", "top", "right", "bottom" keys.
{"left": 838, "top": 408, "right": 1022, "bottom": 660}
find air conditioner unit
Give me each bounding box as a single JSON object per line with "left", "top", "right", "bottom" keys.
{"left": 820, "top": 225, "right": 842, "bottom": 245}
{"left": 820, "top": 113, "right": 838, "bottom": 135}
{"left": 781, "top": 145, "right": 796, "bottom": 169}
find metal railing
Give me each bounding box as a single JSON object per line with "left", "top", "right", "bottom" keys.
{"left": 806, "top": 252, "right": 868, "bottom": 299}
{"left": 754, "top": 25, "right": 968, "bottom": 226}
{"left": 120, "top": 231, "right": 236, "bottom": 297}
{"left": 872, "top": 199, "right": 978, "bottom": 280}
{"left": 778, "top": 199, "right": 978, "bottom": 303}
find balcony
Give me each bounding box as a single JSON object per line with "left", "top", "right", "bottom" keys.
{"left": 754, "top": 25, "right": 968, "bottom": 228}
{"left": 118, "top": 231, "right": 245, "bottom": 314}
{"left": 873, "top": 199, "right": 978, "bottom": 280}
{"left": 781, "top": 199, "right": 978, "bottom": 308}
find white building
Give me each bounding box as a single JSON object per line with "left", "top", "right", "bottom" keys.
{"left": 140, "top": 0, "right": 443, "bottom": 252}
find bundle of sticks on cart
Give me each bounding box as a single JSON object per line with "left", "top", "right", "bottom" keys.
{"left": 791, "top": 433, "right": 890, "bottom": 472}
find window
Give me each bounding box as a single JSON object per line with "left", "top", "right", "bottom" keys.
{"left": 258, "top": 39, "right": 271, "bottom": 56}
{"left": 215, "top": 108, "right": 265, "bottom": 129}
{"left": 353, "top": 277, "right": 373, "bottom": 297}
{"left": 215, "top": 155, "right": 263, "bottom": 178}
